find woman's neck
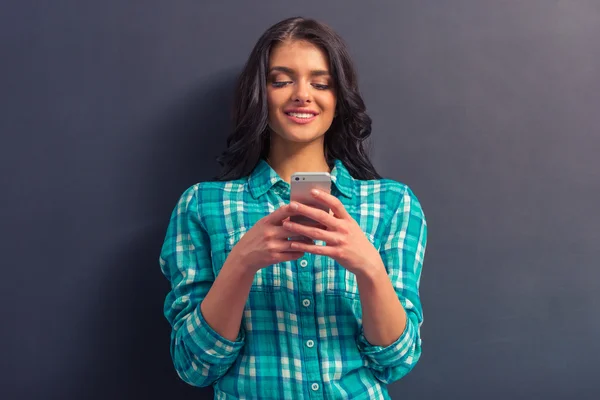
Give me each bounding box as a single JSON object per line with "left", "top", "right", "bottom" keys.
{"left": 267, "top": 138, "right": 330, "bottom": 183}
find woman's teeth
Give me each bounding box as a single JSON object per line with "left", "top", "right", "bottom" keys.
{"left": 287, "top": 113, "right": 315, "bottom": 119}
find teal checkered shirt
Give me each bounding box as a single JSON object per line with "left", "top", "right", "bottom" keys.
{"left": 160, "top": 159, "right": 427, "bottom": 399}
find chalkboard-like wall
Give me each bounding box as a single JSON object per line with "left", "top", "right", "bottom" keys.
{"left": 1, "top": 1, "right": 599, "bottom": 399}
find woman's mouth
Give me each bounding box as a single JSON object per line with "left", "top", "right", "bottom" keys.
{"left": 285, "top": 112, "right": 318, "bottom": 124}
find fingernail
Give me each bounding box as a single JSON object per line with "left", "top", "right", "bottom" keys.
{"left": 311, "top": 189, "right": 319, "bottom": 196}
{"left": 290, "top": 202, "right": 299, "bottom": 210}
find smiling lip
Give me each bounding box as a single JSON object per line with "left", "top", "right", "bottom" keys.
{"left": 284, "top": 108, "right": 319, "bottom": 125}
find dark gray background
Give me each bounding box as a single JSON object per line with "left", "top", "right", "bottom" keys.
{"left": 1, "top": 1, "right": 599, "bottom": 399}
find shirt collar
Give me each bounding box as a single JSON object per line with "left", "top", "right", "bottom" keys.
{"left": 248, "top": 159, "right": 355, "bottom": 199}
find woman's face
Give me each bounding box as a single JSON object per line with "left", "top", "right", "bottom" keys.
{"left": 266, "top": 40, "right": 337, "bottom": 145}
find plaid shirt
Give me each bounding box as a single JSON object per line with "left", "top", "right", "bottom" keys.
{"left": 159, "top": 159, "right": 427, "bottom": 400}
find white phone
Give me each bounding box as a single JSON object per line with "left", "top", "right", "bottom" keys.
{"left": 289, "top": 172, "right": 332, "bottom": 241}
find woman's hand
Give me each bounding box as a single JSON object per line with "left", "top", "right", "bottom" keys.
{"left": 283, "top": 189, "right": 385, "bottom": 277}
{"left": 228, "top": 204, "right": 307, "bottom": 273}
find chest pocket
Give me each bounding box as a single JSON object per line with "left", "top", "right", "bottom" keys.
{"left": 224, "top": 228, "right": 283, "bottom": 293}
{"left": 324, "top": 232, "right": 380, "bottom": 299}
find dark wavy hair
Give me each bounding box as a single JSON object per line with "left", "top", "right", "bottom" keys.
{"left": 216, "top": 17, "right": 381, "bottom": 181}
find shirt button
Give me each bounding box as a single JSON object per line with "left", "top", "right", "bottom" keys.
{"left": 311, "top": 383, "right": 320, "bottom": 391}
{"left": 299, "top": 259, "right": 308, "bottom": 268}
{"left": 306, "top": 339, "right": 315, "bottom": 348}
{"left": 302, "top": 299, "right": 311, "bottom": 307}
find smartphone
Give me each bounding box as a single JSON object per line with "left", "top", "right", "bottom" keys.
{"left": 289, "top": 172, "right": 332, "bottom": 241}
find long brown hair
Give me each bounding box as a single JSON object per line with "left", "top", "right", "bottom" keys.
{"left": 216, "top": 17, "right": 381, "bottom": 181}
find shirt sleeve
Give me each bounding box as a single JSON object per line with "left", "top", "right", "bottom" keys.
{"left": 357, "top": 184, "right": 427, "bottom": 384}
{"left": 159, "top": 184, "right": 245, "bottom": 387}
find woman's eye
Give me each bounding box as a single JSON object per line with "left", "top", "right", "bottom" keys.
{"left": 313, "top": 83, "right": 330, "bottom": 90}
{"left": 272, "top": 81, "right": 291, "bottom": 88}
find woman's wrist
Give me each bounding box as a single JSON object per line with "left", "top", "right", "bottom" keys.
{"left": 224, "top": 250, "right": 258, "bottom": 279}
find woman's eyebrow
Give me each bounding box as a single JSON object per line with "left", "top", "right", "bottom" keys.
{"left": 269, "top": 66, "right": 330, "bottom": 77}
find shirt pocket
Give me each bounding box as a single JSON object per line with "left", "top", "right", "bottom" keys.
{"left": 324, "top": 232, "right": 379, "bottom": 299}
{"left": 224, "top": 227, "right": 283, "bottom": 293}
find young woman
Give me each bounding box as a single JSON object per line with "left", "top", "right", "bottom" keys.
{"left": 160, "top": 17, "right": 427, "bottom": 400}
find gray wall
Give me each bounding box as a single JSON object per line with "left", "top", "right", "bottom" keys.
{"left": 1, "top": 1, "right": 599, "bottom": 399}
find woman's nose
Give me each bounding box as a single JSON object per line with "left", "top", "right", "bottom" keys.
{"left": 292, "top": 81, "right": 311, "bottom": 103}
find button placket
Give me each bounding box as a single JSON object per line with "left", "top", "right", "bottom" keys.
{"left": 296, "top": 255, "right": 323, "bottom": 397}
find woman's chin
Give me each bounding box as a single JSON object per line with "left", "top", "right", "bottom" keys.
{"left": 279, "top": 130, "right": 325, "bottom": 144}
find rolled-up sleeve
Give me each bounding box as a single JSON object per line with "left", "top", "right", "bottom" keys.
{"left": 159, "top": 184, "right": 245, "bottom": 387}
{"left": 357, "top": 184, "right": 427, "bottom": 384}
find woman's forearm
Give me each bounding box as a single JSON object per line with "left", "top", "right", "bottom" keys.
{"left": 356, "top": 265, "right": 407, "bottom": 347}
{"left": 200, "top": 255, "right": 255, "bottom": 342}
